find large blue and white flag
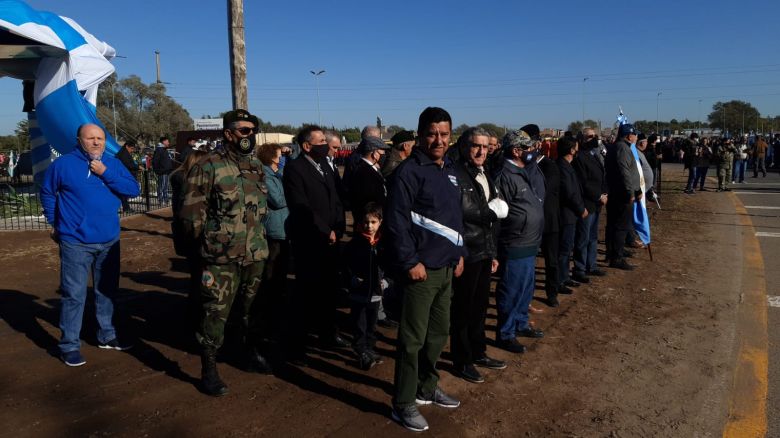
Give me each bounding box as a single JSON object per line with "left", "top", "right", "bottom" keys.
{"left": 0, "top": 0, "right": 117, "bottom": 182}
{"left": 629, "top": 143, "right": 651, "bottom": 244}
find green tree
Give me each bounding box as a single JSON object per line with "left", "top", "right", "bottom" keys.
{"left": 96, "top": 74, "right": 193, "bottom": 145}
{"left": 708, "top": 100, "right": 760, "bottom": 135}
{"left": 14, "top": 119, "right": 29, "bottom": 150}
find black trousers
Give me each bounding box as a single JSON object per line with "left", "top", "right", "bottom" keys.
{"left": 450, "top": 259, "right": 492, "bottom": 366}
{"left": 256, "top": 239, "right": 290, "bottom": 342}
{"left": 606, "top": 201, "right": 632, "bottom": 262}
{"left": 541, "top": 232, "right": 559, "bottom": 296}
{"left": 289, "top": 240, "right": 341, "bottom": 354}
{"left": 351, "top": 300, "right": 379, "bottom": 354}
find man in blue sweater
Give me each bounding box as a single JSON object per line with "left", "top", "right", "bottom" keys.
{"left": 40, "top": 124, "right": 140, "bottom": 367}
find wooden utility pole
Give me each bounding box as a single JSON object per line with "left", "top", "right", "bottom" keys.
{"left": 227, "top": 0, "right": 248, "bottom": 110}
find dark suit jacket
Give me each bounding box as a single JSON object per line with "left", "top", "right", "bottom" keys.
{"left": 283, "top": 155, "right": 345, "bottom": 245}
{"left": 557, "top": 158, "right": 586, "bottom": 226}
{"left": 537, "top": 157, "right": 560, "bottom": 235}
{"left": 347, "top": 158, "right": 386, "bottom": 221}
{"left": 572, "top": 147, "right": 607, "bottom": 213}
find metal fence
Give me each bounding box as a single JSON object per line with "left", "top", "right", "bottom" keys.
{"left": 0, "top": 169, "right": 172, "bottom": 231}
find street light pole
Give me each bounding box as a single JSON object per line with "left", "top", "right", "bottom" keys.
{"left": 656, "top": 92, "right": 662, "bottom": 134}
{"left": 582, "top": 77, "right": 589, "bottom": 123}
{"left": 697, "top": 99, "right": 702, "bottom": 134}
{"left": 310, "top": 69, "right": 325, "bottom": 126}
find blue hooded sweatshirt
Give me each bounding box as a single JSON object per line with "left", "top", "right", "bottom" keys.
{"left": 40, "top": 147, "right": 140, "bottom": 244}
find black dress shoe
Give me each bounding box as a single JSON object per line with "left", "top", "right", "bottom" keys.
{"left": 321, "top": 334, "right": 350, "bottom": 349}
{"left": 587, "top": 268, "right": 607, "bottom": 277}
{"left": 473, "top": 356, "right": 507, "bottom": 370}
{"left": 558, "top": 285, "right": 573, "bottom": 295}
{"left": 546, "top": 296, "right": 560, "bottom": 307}
{"left": 456, "top": 363, "right": 484, "bottom": 384}
{"left": 571, "top": 273, "right": 590, "bottom": 284}
{"left": 496, "top": 338, "right": 526, "bottom": 354}
{"left": 609, "top": 259, "right": 635, "bottom": 271}
{"left": 516, "top": 327, "right": 544, "bottom": 338}
{"left": 245, "top": 348, "right": 274, "bottom": 374}
{"left": 377, "top": 318, "right": 399, "bottom": 329}
{"left": 563, "top": 279, "right": 581, "bottom": 288}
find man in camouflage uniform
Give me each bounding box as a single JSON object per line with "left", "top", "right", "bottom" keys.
{"left": 180, "top": 109, "right": 270, "bottom": 396}
{"left": 717, "top": 138, "right": 736, "bottom": 192}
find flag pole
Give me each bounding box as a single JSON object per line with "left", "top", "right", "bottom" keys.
{"left": 647, "top": 243, "right": 653, "bottom": 261}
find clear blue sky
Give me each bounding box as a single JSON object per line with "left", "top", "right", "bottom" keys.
{"left": 2, "top": 0, "right": 780, "bottom": 135}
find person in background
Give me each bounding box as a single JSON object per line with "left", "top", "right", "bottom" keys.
{"left": 152, "top": 136, "right": 174, "bottom": 205}
{"left": 733, "top": 137, "right": 749, "bottom": 184}
{"left": 753, "top": 135, "right": 768, "bottom": 178}
{"left": 381, "top": 130, "right": 415, "bottom": 181}
{"left": 40, "top": 123, "right": 140, "bottom": 367}
{"left": 115, "top": 140, "right": 139, "bottom": 213}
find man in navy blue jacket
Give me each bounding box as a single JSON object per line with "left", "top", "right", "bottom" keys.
{"left": 40, "top": 124, "right": 140, "bottom": 367}
{"left": 386, "top": 107, "right": 465, "bottom": 432}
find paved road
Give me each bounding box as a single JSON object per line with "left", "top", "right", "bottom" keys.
{"left": 732, "top": 167, "right": 780, "bottom": 437}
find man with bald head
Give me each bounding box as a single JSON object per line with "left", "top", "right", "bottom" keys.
{"left": 41, "top": 123, "right": 140, "bottom": 367}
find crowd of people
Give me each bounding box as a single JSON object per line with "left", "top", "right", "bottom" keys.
{"left": 41, "top": 107, "right": 733, "bottom": 433}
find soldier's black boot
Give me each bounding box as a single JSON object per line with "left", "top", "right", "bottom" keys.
{"left": 200, "top": 350, "right": 228, "bottom": 397}
{"left": 245, "top": 346, "right": 273, "bottom": 374}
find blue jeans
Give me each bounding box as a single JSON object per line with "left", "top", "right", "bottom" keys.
{"left": 573, "top": 210, "right": 600, "bottom": 275}
{"left": 694, "top": 166, "right": 709, "bottom": 189}
{"left": 59, "top": 238, "right": 120, "bottom": 353}
{"left": 558, "top": 223, "right": 576, "bottom": 284}
{"left": 157, "top": 173, "right": 170, "bottom": 204}
{"left": 733, "top": 159, "right": 746, "bottom": 182}
{"left": 495, "top": 255, "right": 535, "bottom": 341}
{"left": 685, "top": 166, "right": 697, "bottom": 191}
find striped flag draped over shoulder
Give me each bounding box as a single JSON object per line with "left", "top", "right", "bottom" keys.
{"left": 629, "top": 143, "right": 651, "bottom": 245}
{"left": 0, "top": 0, "right": 117, "bottom": 182}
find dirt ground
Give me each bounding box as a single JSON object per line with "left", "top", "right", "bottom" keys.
{"left": 0, "top": 164, "right": 747, "bottom": 437}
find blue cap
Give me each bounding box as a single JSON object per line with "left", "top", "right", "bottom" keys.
{"left": 617, "top": 124, "right": 638, "bottom": 138}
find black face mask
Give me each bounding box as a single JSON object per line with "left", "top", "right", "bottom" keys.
{"left": 309, "top": 144, "right": 329, "bottom": 161}
{"left": 377, "top": 152, "right": 388, "bottom": 167}
{"left": 231, "top": 133, "right": 256, "bottom": 155}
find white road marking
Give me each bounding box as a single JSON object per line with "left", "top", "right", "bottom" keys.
{"left": 742, "top": 182, "right": 780, "bottom": 185}
{"left": 745, "top": 206, "right": 780, "bottom": 210}
{"left": 733, "top": 192, "right": 780, "bottom": 195}
{"left": 756, "top": 232, "right": 780, "bottom": 238}
{"left": 768, "top": 296, "right": 780, "bottom": 308}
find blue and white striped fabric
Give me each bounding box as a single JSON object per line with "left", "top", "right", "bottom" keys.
{"left": 0, "top": 0, "right": 117, "bottom": 183}
{"left": 629, "top": 143, "right": 651, "bottom": 245}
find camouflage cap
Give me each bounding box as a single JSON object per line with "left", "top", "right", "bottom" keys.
{"left": 223, "top": 109, "right": 259, "bottom": 129}
{"left": 502, "top": 129, "right": 534, "bottom": 151}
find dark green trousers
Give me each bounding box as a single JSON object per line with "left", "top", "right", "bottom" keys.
{"left": 393, "top": 266, "right": 453, "bottom": 407}
{"left": 196, "top": 261, "right": 265, "bottom": 350}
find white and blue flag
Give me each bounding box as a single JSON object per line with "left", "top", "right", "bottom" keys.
{"left": 0, "top": 0, "right": 117, "bottom": 182}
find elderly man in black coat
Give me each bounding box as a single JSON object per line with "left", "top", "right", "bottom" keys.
{"left": 572, "top": 129, "right": 608, "bottom": 281}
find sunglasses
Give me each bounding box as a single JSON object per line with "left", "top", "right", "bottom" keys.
{"left": 233, "top": 127, "right": 255, "bottom": 136}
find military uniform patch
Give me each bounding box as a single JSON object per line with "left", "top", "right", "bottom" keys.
{"left": 202, "top": 270, "right": 215, "bottom": 287}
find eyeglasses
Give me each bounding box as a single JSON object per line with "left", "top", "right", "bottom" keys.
{"left": 233, "top": 127, "right": 255, "bottom": 136}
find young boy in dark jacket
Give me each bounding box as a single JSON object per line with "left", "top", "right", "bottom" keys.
{"left": 345, "top": 202, "right": 388, "bottom": 370}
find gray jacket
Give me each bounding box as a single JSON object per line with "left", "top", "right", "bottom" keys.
{"left": 606, "top": 138, "right": 641, "bottom": 202}
{"left": 637, "top": 150, "right": 653, "bottom": 191}
{"left": 262, "top": 164, "right": 289, "bottom": 240}
{"left": 494, "top": 159, "right": 544, "bottom": 255}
